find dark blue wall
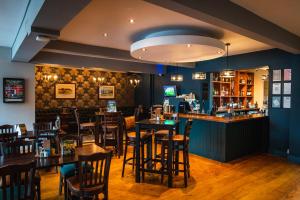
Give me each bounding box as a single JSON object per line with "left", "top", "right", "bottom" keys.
{"left": 136, "top": 49, "right": 300, "bottom": 163}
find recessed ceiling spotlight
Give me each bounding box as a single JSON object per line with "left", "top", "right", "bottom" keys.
{"left": 142, "top": 48, "right": 146, "bottom": 52}
{"left": 129, "top": 18, "right": 135, "bottom": 24}
{"left": 217, "top": 50, "right": 223, "bottom": 54}
{"left": 187, "top": 44, "right": 191, "bottom": 48}
{"left": 103, "top": 33, "right": 108, "bottom": 37}
{"left": 138, "top": 56, "right": 142, "bottom": 59}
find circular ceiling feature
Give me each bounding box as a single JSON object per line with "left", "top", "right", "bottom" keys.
{"left": 130, "top": 35, "right": 225, "bottom": 63}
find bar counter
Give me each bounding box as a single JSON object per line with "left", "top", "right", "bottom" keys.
{"left": 179, "top": 113, "right": 266, "bottom": 123}
{"left": 178, "top": 113, "right": 269, "bottom": 162}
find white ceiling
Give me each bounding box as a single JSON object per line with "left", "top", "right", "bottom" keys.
{"left": 60, "top": 0, "right": 271, "bottom": 56}
{"left": 0, "top": 0, "right": 29, "bottom": 47}
{"left": 231, "top": 0, "right": 300, "bottom": 37}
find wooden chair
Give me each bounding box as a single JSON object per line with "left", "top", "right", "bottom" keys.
{"left": 66, "top": 151, "right": 113, "bottom": 200}
{"left": 74, "top": 109, "right": 96, "bottom": 144}
{"left": 160, "top": 119, "right": 193, "bottom": 187}
{"left": 0, "top": 139, "right": 41, "bottom": 200}
{"left": 102, "top": 112, "right": 122, "bottom": 158}
{"left": 121, "top": 116, "right": 152, "bottom": 178}
{"left": 0, "top": 124, "right": 15, "bottom": 134}
{"left": 0, "top": 161, "right": 36, "bottom": 200}
{"left": 0, "top": 133, "right": 18, "bottom": 156}
{"left": 58, "top": 135, "right": 81, "bottom": 198}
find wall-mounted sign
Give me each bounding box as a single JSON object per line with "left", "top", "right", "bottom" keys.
{"left": 273, "top": 70, "right": 281, "bottom": 82}
{"left": 272, "top": 96, "right": 281, "bottom": 108}
{"left": 284, "top": 69, "right": 292, "bottom": 81}
{"left": 272, "top": 83, "right": 281, "bottom": 95}
{"left": 3, "top": 78, "right": 25, "bottom": 103}
{"left": 283, "top": 96, "right": 291, "bottom": 109}
{"left": 283, "top": 82, "right": 291, "bottom": 95}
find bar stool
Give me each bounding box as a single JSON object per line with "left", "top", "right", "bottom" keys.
{"left": 153, "top": 113, "right": 178, "bottom": 165}
{"left": 121, "top": 116, "right": 152, "bottom": 180}
{"left": 102, "top": 112, "right": 122, "bottom": 158}
{"left": 160, "top": 119, "right": 193, "bottom": 187}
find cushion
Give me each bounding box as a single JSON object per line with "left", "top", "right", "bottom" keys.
{"left": 125, "top": 116, "right": 135, "bottom": 130}
{"left": 60, "top": 163, "right": 76, "bottom": 177}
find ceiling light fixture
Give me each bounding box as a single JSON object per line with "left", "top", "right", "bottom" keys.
{"left": 130, "top": 30, "right": 225, "bottom": 63}
{"left": 36, "top": 35, "right": 51, "bottom": 43}
{"left": 220, "top": 43, "right": 236, "bottom": 78}
{"left": 129, "top": 19, "right": 135, "bottom": 24}
{"left": 142, "top": 48, "right": 146, "bottom": 52}
{"left": 103, "top": 33, "right": 108, "bottom": 37}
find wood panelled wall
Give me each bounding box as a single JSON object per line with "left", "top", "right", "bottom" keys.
{"left": 35, "top": 65, "right": 135, "bottom": 109}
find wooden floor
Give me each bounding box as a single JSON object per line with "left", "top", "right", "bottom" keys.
{"left": 40, "top": 148, "right": 300, "bottom": 200}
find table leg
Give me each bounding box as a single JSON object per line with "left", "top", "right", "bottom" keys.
{"left": 167, "top": 128, "right": 173, "bottom": 187}
{"left": 135, "top": 125, "right": 141, "bottom": 183}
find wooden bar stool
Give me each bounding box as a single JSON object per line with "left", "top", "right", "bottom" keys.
{"left": 121, "top": 116, "right": 152, "bottom": 179}
{"left": 160, "top": 119, "right": 193, "bottom": 187}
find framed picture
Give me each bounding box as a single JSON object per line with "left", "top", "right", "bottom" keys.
{"left": 272, "top": 83, "right": 281, "bottom": 95}
{"left": 55, "top": 83, "right": 76, "bottom": 99}
{"left": 3, "top": 78, "right": 25, "bottom": 103}
{"left": 283, "top": 82, "right": 291, "bottom": 95}
{"left": 284, "top": 69, "right": 292, "bottom": 81}
{"left": 283, "top": 96, "right": 291, "bottom": 109}
{"left": 273, "top": 70, "right": 281, "bottom": 82}
{"left": 99, "top": 85, "right": 115, "bottom": 99}
{"left": 272, "top": 96, "right": 281, "bottom": 108}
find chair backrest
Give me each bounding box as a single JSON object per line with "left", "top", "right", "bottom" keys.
{"left": 0, "top": 161, "right": 36, "bottom": 200}
{"left": 103, "top": 112, "right": 122, "bottom": 126}
{"left": 33, "top": 122, "right": 53, "bottom": 134}
{"left": 124, "top": 116, "right": 135, "bottom": 131}
{"left": 0, "top": 125, "right": 15, "bottom": 134}
{"left": 78, "top": 151, "right": 112, "bottom": 189}
{"left": 0, "top": 132, "right": 17, "bottom": 143}
{"left": 184, "top": 120, "right": 193, "bottom": 142}
{"left": 1, "top": 139, "right": 36, "bottom": 157}
{"left": 60, "top": 134, "right": 80, "bottom": 149}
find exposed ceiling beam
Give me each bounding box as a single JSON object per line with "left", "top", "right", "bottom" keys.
{"left": 12, "top": 0, "right": 91, "bottom": 62}
{"left": 145, "top": 0, "right": 300, "bottom": 54}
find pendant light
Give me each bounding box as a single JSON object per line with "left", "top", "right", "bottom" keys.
{"left": 170, "top": 65, "right": 183, "bottom": 82}
{"left": 220, "top": 43, "right": 235, "bottom": 78}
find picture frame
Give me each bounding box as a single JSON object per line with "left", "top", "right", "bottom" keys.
{"left": 272, "top": 96, "right": 281, "bottom": 108}
{"left": 272, "top": 83, "right": 281, "bottom": 95}
{"left": 55, "top": 83, "right": 76, "bottom": 99}
{"left": 273, "top": 70, "right": 281, "bottom": 82}
{"left": 283, "top": 96, "right": 291, "bottom": 109}
{"left": 283, "top": 82, "right": 291, "bottom": 95}
{"left": 3, "top": 78, "right": 25, "bottom": 103}
{"left": 284, "top": 69, "right": 292, "bottom": 81}
{"left": 99, "top": 85, "right": 115, "bottom": 99}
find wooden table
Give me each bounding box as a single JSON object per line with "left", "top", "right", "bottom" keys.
{"left": 135, "top": 119, "right": 179, "bottom": 187}
{"left": 0, "top": 144, "right": 107, "bottom": 169}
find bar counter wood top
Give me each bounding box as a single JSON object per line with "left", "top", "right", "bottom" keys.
{"left": 178, "top": 113, "right": 267, "bottom": 123}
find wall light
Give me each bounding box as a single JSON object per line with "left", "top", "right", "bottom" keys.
{"left": 192, "top": 72, "right": 206, "bottom": 80}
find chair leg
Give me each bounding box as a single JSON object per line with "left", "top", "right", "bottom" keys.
{"left": 160, "top": 143, "right": 165, "bottom": 184}
{"left": 141, "top": 141, "right": 145, "bottom": 182}
{"left": 122, "top": 140, "right": 128, "bottom": 177}
{"left": 132, "top": 145, "right": 136, "bottom": 171}
{"left": 36, "top": 179, "right": 41, "bottom": 200}
{"left": 186, "top": 146, "right": 190, "bottom": 178}
{"left": 64, "top": 177, "right": 68, "bottom": 200}
{"left": 59, "top": 174, "right": 63, "bottom": 195}
{"left": 183, "top": 148, "right": 188, "bottom": 187}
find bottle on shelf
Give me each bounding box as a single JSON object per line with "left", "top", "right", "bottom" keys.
{"left": 246, "top": 88, "right": 251, "bottom": 96}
